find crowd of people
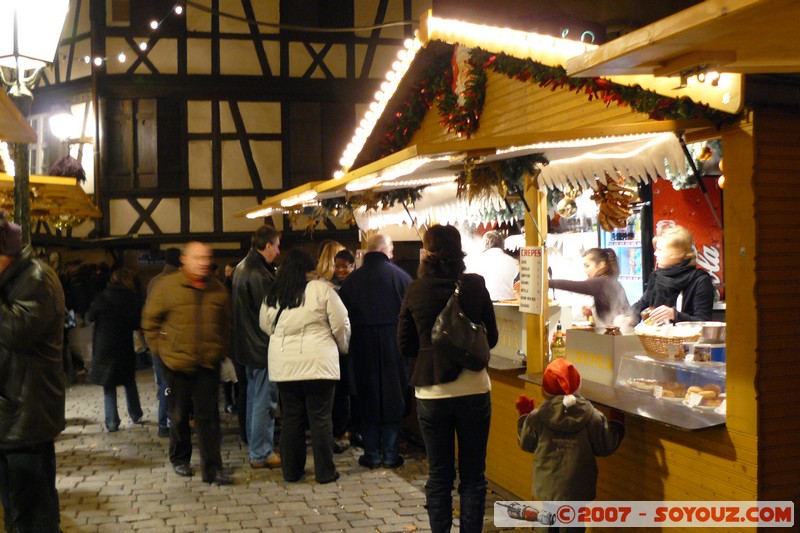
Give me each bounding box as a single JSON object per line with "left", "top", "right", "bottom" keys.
{"left": 1, "top": 212, "right": 715, "bottom": 532}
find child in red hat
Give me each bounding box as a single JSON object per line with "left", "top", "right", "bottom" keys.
{"left": 515, "top": 358, "right": 625, "bottom": 510}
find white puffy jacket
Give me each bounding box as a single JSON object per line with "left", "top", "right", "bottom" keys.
{"left": 259, "top": 280, "right": 351, "bottom": 382}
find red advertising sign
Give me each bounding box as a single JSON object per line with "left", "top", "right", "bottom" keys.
{"left": 651, "top": 176, "right": 724, "bottom": 300}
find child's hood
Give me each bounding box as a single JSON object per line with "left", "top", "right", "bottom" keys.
{"left": 537, "top": 395, "right": 594, "bottom": 432}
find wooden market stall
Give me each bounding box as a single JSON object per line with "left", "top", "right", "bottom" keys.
{"left": 241, "top": 2, "right": 799, "bottom": 512}
{"left": 0, "top": 90, "right": 36, "bottom": 144}
{"left": 1, "top": 90, "right": 101, "bottom": 231}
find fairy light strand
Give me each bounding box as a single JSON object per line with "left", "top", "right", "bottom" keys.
{"left": 81, "top": 2, "right": 416, "bottom": 67}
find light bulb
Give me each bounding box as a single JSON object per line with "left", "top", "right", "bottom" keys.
{"left": 118, "top": 52, "right": 126, "bottom": 62}
{"left": 150, "top": 20, "right": 159, "bottom": 30}
{"left": 93, "top": 57, "right": 103, "bottom": 66}
{"left": 174, "top": 5, "right": 183, "bottom": 15}
{"left": 139, "top": 42, "right": 148, "bottom": 51}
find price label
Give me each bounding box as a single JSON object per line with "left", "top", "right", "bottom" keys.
{"left": 715, "top": 399, "right": 727, "bottom": 415}
{"left": 666, "top": 344, "right": 681, "bottom": 358}
{"left": 686, "top": 392, "right": 703, "bottom": 407}
{"left": 653, "top": 385, "right": 663, "bottom": 399}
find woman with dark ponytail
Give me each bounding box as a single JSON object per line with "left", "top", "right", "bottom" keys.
{"left": 398, "top": 224, "right": 497, "bottom": 533}
{"left": 549, "top": 247, "right": 632, "bottom": 327}
{"left": 259, "top": 249, "right": 350, "bottom": 484}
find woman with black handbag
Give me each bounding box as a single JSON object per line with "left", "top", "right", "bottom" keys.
{"left": 398, "top": 224, "right": 498, "bottom": 533}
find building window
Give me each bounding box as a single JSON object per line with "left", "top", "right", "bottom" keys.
{"left": 104, "top": 98, "right": 183, "bottom": 191}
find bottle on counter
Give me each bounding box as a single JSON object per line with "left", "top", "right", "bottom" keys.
{"left": 550, "top": 322, "right": 567, "bottom": 361}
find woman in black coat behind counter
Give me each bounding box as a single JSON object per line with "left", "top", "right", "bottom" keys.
{"left": 398, "top": 224, "right": 498, "bottom": 533}
{"left": 87, "top": 268, "right": 144, "bottom": 432}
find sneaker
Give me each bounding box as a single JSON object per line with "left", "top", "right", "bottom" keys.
{"left": 173, "top": 464, "right": 193, "bottom": 477}
{"left": 158, "top": 427, "right": 170, "bottom": 438}
{"left": 251, "top": 454, "right": 281, "bottom": 469}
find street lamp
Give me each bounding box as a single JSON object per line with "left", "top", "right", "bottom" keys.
{"left": 0, "top": 0, "right": 71, "bottom": 245}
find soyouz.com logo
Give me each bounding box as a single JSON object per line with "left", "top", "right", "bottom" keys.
{"left": 494, "top": 501, "right": 794, "bottom": 528}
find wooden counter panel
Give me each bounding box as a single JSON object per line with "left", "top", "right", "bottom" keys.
{"left": 485, "top": 369, "right": 531, "bottom": 499}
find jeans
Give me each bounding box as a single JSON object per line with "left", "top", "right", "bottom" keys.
{"left": 0, "top": 440, "right": 60, "bottom": 533}
{"left": 161, "top": 364, "right": 224, "bottom": 482}
{"left": 245, "top": 366, "right": 279, "bottom": 462}
{"left": 152, "top": 356, "right": 169, "bottom": 431}
{"left": 234, "top": 361, "right": 248, "bottom": 443}
{"left": 361, "top": 422, "right": 400, "bottom": 465}
{"left": 277, "top": 380, "right": 337, "bottom": 483}
{"left": 417, "top": 392, "right": 491, "bottom": 533}
{"left": 103, "top": 376, "right": 143, "bottom": 431}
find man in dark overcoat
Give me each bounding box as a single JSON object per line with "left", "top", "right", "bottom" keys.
{"left": 339, "top": 234, "right": 411, "bottom": 468}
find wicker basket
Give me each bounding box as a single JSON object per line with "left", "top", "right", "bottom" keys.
{"left": 636, "top": 332, "right": 701, "bottom": 358}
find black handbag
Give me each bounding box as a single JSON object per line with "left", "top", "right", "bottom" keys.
{"left": 431, "top": 279, "right": 491, "bottom": 372}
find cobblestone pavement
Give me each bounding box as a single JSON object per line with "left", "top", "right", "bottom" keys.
{"left": 1, "top": 368, "right": 521, "bottom": 532}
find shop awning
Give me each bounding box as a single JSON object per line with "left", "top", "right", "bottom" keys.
{"left": 0, "top": 173, "right": 102, "bottom": 221}
{"left": 236, "top": 121, "right": 705, "bottom": 219}
{"left": 567, "top": 0, "right": 800, "bottom": 77}
{"left": 0, "top": 90, "right": 36, "bottom": 144}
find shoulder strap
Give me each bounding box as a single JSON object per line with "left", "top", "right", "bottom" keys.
{"left": 274, "top": 306, "right": 285, "bottom": 328}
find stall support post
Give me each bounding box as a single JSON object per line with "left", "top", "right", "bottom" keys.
{"left": 9, "top": 89, "right": 32, "bottom": 247}
{"left": 523, "top": 184, "right": 549, "bottom": 375}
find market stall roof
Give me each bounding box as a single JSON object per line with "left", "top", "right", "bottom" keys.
{"left": 0, "top": 173, "right": 102, "bottom": 220}
{"left": 236, "top": 9, "right": 734, "bottom": 219}
{"left": 566, "top": 0, "right": 800, "bottom": 77}
{"left": 0, "top": 90, "right": 37, "bottom": 143}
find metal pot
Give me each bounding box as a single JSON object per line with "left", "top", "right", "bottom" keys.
{"left": 682, "top": 321, "right": 726, "bottom": 343}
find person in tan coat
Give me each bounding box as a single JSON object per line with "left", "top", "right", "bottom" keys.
{"left": 142, "top": 242, "right": 232, "bottom": 485}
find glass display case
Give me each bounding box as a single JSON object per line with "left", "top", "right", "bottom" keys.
{"left": 616, "top": 354, "right": 726, "bottom": 410}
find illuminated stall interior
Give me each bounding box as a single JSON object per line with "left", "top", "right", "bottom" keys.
{"left": 235, "top": 7, "right": 751, "bottom": 500}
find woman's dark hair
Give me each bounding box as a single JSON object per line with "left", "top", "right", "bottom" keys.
{"left": 266, "top": 248, "right": 316, "bottom": 309}
{"left": 108, "top": 268, "right": 136, "bottom": 292}
{"left": 49, "top": 155, "right": 87, "bottom": 183}
{"left": 334, "top": 249, "right": 355, "bottom": 264}
{"left": 418, "top": 224, "right": 466, "bottom": 279}
{"left": 583, "top": 247, "right": 620, "bottom": 278}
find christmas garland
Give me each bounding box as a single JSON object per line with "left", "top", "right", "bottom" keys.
{"left": 456, "top": 153, "right": 549, "bottom": 202}
{"left": 374, "top": 47, "right": 739, "bottom": 163}
{"left": 435, "top": 53, "right": 487, "bottom": 138}
{"left": 472, "top": 49, "right": 739, "bottom": 126}
{"left": 288, "top": 188, "right": 426, "bottom": 233}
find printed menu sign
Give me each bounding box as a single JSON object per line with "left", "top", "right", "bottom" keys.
{"left": 519, "top": 246, "right": 544, "bottom": 314}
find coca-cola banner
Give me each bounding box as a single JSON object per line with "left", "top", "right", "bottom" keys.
{"left": 651, "top": 177, "right": 724, "bottom": 300}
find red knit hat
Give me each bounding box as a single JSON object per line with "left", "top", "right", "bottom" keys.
{"left": 542, "top": 358, "right": 581, "bottom": 396}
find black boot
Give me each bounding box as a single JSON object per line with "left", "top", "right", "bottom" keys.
{"left": 457, "top": 493, "right": 486, "bottom": 533}
{"left": 425, "top": 498, "right": 453, "bottom": 533}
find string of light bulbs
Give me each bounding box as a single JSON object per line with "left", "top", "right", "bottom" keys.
{"left": 81, "top": 1, "right": 416, "bottom": 67}
{"left": 82, "top": 2, "right": 184, "bottom": 66}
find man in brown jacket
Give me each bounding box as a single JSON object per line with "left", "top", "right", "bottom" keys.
{"left": 142, "top": 242, "right": 232, "bottom": 485}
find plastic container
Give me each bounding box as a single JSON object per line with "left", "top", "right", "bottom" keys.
{"left": 617, "top": 354, "right": 726, "bottom": 403}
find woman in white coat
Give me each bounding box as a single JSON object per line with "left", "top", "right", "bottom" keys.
{"left": 260, "top": 249, "right": 350, "bottom": 484}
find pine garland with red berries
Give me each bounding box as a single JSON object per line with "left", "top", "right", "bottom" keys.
{"left": 373, "top": 47, "right": 739, "bottom": 163}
